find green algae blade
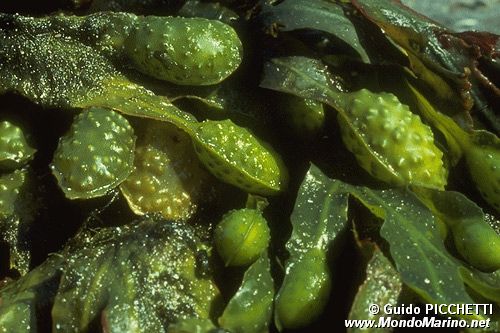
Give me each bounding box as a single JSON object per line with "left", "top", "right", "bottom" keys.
{"left": 347, "top": 186, "right": 477, "bottom": 310}
{"left": 51, "top": 108, "right": 136, "bottom": 199}
{"left": 219, "top": 252, "right": 274, "bottom": 333}
{"left": 275, "top": 164, "right": 349, "bottom": 330}
{"left": 261, "top": 56, "right": 343, "bottom": 105}
{"left": 345, "top": 187, "right": 491, "bottom": 318}
{"left": 278, "top": 165, "right": 486, "bottom": 325}
{"left": 285, "top": 164, "right": 349, "bottom": 256}
{"left": 76, "top": 76, "right": 198, "bottom": 127}
{"left": 259, "top": 0, "right": 370, "bottom": 63}
{"left": 347, "top": 246, "right": 402, "bottom": 333}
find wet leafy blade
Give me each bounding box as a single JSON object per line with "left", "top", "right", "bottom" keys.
{"left": 286, "top": 164, "right": 349, "bottom": 255}
{"left": 219, "top": 253, "right": 274, "bottom": 333}
{"left": 259, "top": 0, "right": 370, "bottom": 63}
{"left": 52, "top": 220, "right": 220, "bottom": 332}
{"left": 274, "top": 164, "right": 348, "bottom": 329}
{"left": 292, "top": 165, "right": 487, "bottom": 319}
{"left": 347, "top": 246, "right": 402, "bottom": 332}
